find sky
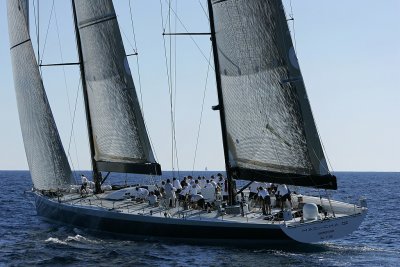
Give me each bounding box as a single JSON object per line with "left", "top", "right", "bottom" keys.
{"left": 0, "top": 0, "right": 399, "bottom": 172}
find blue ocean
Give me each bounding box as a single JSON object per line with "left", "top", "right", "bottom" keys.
{"left": 0, "top": 171, "right": 399, "bottom": 266}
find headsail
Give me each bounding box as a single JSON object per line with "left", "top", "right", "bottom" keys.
{"left": 7, "top": 0, "right": 74, "bottom": 190}
{"left": 210, "top": 0, "right": 336, "bottom": 189}
{"left": 74, "top": 0, "right": 161, "bottom": 175}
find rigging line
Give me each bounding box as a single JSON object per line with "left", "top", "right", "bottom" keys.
{"left": 162, "top": 0, "right": 213, "bottom": 71}
{"left": 173, "top": 0, "right": 178, "bottom": 115}
{"left": 168, "top": 0, "right": 180, "bottom": 175}
{"left": 282, "top": 3, "right": 333, "bottom": 174}
{"left": 168, "top": 0, "right": 181, "bottom": 175}
{"left": 168, "top": 0, "right": 174, "bottom": 172}
{"left": 198, "top": 0, "right": 209, "bottom": 20}
{"left": 313, "top": 119, "right": 335, "bottom": 172}
{"left": 127, "top": 1, "right": 159, "bottom": 162}
{"left": 159, "top": 0, "right": 175, "bottom": 171}
{"left": 128, "top": 0, "right": 144, "bottom": 111}
{"left": 192, "top": 47, "right": 212, "bottom": 173}
{"left": 166, "top": 0, "right": 175, "bottom": 173}
{"left": 119, "top": 20, "right": 159, "bottom": 162}
{"left": 120, "top": 27, "right": 137, "bottom": 54}
{"left": 67, "top": 79, "right": 83, "bottom": 175}
{"left": 173, "top": 0, "right": 180, "bottom": 178}
{"left": 32, "top": 0, "right": 39, "bottom": 64}
{"left": 288, "top": 0, "right": 297, "bottom": 51}
{"left": 40, "top": 0, "right": 55, "bottom": 64}
{"left": 38, "top": 0, "right": 40, "bottom": 64}
{"left": 31, "top": 33, "right": 69, "bottom": 186}
{"left": 54, "top": 4, "right": 80, "bottom": 173}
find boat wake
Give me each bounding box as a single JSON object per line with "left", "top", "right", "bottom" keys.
{"left": 45, "top": 237, "right": 68, "bottom": 246}
{"left": 323, "top": 242, "right": 399, "bottom": 254}
{"left": 45, "top": 232, "right": 103, "bottom": 248}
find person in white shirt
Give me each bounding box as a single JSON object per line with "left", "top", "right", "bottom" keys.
{"left": 179, "top": 185, "right": 190, "bottom": 200}
{"left": 204, "top": 180, "right": 215, "bottom": 189}
{"left": 134, "top": 187, "right": 149, "bottom": 200}
{"left": 200, "top": 176, "right": 206, "bottom": 188}
{"left": 276, "top": 184, "right": 292, "bottom": 210}
{"left": 80, "top": 174, "right": 88, "bottom": 196}
{"left": 164, "top": 179, "right": 176, "bottom": 207}
{"left": 148, "top": 191, "right": 158, "bottom": 206}
{"left": 190, "top": 194, "right": 205, "bottom": 210}
{"left": 189, "top": 183, "right": 199, "bottom": 195}
{"left": 222, "top": 180, "right": 229, "bottom": 201}
{"left": 194, "top": 180, "right": 201, "bottom": 191}
{"left": 258, "top": 186, "right": 271, "bottom": 215}
{"left": 172, "top": 177, "right": 182, "bottom": 193}
{"left": 249, "top": 181, "right": 260, "bottom": 200}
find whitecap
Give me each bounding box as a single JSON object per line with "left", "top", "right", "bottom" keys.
{"left": 45, "top": 237, "right": 68, "bottom": 245}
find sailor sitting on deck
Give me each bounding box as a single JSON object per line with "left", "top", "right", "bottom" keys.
{"left": 148, "top": 191, "right": 158, "bottom": 206}
{"left": 189, "top": 194, "right": 206, "bottom": 210}
{"left": 178, "top": 185, "right": 190, "bottom": 209}
{"left": 80, "top": 174, "right": 88, "bottom": 196}
{"left": 188, "top": 191, "right": 212, "bottom": 212}
{"left": 134, "top": 187, "right": 149, "bottom": 201}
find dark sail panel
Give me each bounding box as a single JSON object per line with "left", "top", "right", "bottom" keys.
{"left": 74, "top": 0, "right": 160, "bottom": 175}
{"left": 211, "top": 0, "right": 336, "bottom": 189}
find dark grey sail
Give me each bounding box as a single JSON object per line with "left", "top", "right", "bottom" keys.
{"left": 7, "top": 0, "right": 74, "bottom": 190}
{"left": 210, "top": 0, "right": 336, "bottom": 189}
{"left": 74, "top": 0, "right": 160, "bottom": 175}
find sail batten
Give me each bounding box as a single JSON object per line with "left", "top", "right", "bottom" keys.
{"left": 74, "top": 0, "right": 160, "bottom": 175}
{"left": 211, "top": 0, "right": 335, "bottom": 189}
{"left": 7, "top": 0, "right": 73, "bottom": 190}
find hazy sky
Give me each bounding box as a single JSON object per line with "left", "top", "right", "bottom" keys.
{"left": 0, "top": 0, "right": 399, "bottom": 172}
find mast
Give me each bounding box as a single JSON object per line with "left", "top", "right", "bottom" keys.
{"left": 71, "top": 0, "right": 101, "bottom": 193}
{"left": 207, "top": 0, "right": 234, "bottom": 205}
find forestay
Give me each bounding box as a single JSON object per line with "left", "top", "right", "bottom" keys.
{"left": 74, "top": 0, "right": 161, "bottom": 175}
{"left": 7, "top": 0, "right": 74, "bottom": 190}
{"left": 211, "top": 0, "right": 336, "bottom": 189}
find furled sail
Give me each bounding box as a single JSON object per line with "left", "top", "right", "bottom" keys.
{"left": 211, "top": 0, "right": 336, "bottom": 189}
{"left": 7, "top": 0, "right": 74, "bottom": 190}
{"left": 74, "top": 0, "right": 161, "bottom": 175}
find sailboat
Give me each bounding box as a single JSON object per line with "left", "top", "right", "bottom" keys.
{"left": 7, "top": 0, "right": 367, "bottom": 244}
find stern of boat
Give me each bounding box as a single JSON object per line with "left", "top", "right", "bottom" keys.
{"left": 280, "top": 204, "right": 367, "bottom": 243}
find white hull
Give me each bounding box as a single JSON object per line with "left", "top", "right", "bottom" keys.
{"left": 281, "top": 212, "right": 367, "bottom": 243}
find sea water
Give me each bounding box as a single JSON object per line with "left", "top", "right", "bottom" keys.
{"left": 0, "top": 171, "right": 399, "bottom": 266}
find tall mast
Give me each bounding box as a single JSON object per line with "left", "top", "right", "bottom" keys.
{"left": 207, "top": 0, "right": 234, "bottom": 205}
{"left": 71, "top": 0, "right": 101, "bottom": 193}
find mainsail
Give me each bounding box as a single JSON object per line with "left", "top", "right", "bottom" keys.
{"left": 7, "top": 0, "right": 73, "bottom": 190}
{"left": 210, "top": 0, "right": 336, "bottom": 189}
{"left": 74, "top": 0, "right": 161, "bottom": 175}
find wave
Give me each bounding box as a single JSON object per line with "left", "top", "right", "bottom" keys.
{"left": 45, "top": 237, "right": 68, "bottom": 245}
{"left": 324, "top": 242, "right": 400, "bottom": 254}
